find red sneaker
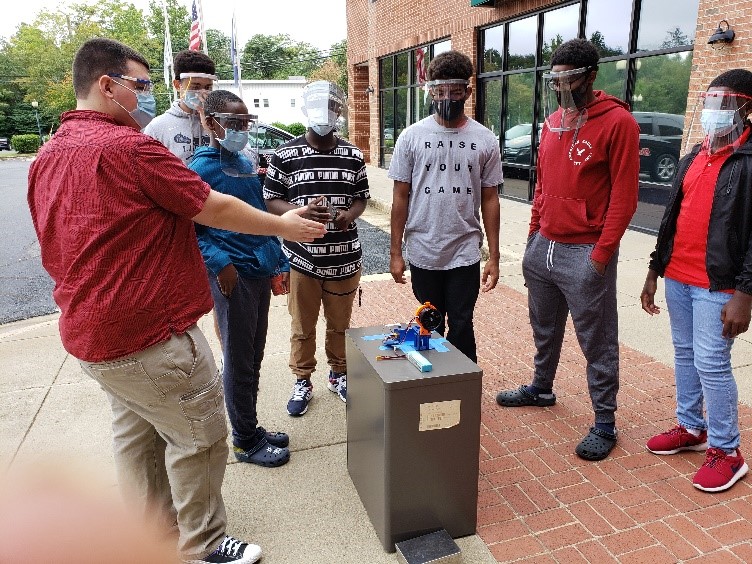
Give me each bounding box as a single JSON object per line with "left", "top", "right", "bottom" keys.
{"left": 693, "top": 448, "right": 749, "bottom": 492}
{"left": 646, "top": 425, "right": 707, "bottom": 455}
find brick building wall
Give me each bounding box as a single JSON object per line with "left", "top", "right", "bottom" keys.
{"left": 347, "top": 0, "right": 751, "bottom": 164}
{"left": 346, "top": 0, "right": 562, "bottom": 163}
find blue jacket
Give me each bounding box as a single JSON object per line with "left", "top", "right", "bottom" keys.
{"left": 189, "top": 146, "right": 289, "bottom": 278}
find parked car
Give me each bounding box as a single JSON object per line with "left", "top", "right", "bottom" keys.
{"left": 0, "top": 137, "right": 10, "bottom": 151}
{"left": 632, "top": 112, "right": 684, "bottom": 183}
{"left": 248, "top": 122, "right": 294, "bottom": 182}
{"left": 502, "top": 123, "right": 542, "bottom": 165}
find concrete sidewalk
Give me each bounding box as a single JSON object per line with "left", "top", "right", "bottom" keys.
{"left": 2, "top": 164, "right": 752, "bottom": 563}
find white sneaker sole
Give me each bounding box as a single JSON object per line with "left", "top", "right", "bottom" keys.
{"left": 647, "top": 441, "right": 708, "bottom": 455}
{"left": 693, "top": 462, "right": 749, "bottom": 492}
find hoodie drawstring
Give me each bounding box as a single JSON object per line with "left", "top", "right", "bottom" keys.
{"left": 546, "top": 240, "right": 555, "bottom": 271}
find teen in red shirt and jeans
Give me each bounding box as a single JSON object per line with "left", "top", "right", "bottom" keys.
{"left": 642, "top": 69, "right": 752, "bottom": 493}
{"left": 27, "top": 38, "right": 324, "bottom": 564}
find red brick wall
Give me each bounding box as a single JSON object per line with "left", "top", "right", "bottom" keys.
{"left": 346, "top": 0, "right": 563, "bottom": 164}
{"left": 347, "top": 0, "right": 747, "bottom": 163}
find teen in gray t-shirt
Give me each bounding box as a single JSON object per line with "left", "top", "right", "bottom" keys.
{"left": 388, "top": 50, "right": 503, "bottom": 363}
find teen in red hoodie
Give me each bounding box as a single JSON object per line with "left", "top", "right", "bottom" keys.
{"left": 497, "top": 39, "right": 639, "bottom": 462}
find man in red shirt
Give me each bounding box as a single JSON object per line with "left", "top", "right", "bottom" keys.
{"left": 495, "top": 39, "right": 639, "bottom": 462}
{"left": 642, "top": 69, "right": 752, "bottom": 493}
{"left": 27, "top": 38, "right": 324, "bottom": 564}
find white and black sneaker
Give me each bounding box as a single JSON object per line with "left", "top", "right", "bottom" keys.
{"left": 287, "top": 378, "right": 313, "bottom": 416}
{"left": 327, "top": 370, "right": 347, "bottom": 403}
{"left": 200, "top": 535, "right": 262, "bottom": 563}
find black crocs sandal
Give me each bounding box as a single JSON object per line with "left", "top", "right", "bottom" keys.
{"left": 258, "top": 426, "right": 289, "bottom": 448}
{"left": 575, "top": 427, "right": 618, "bottom": 461}
{"left": 496, "top": 385, "right": 556, "bottom": 407}
{"left": 234, "top": 439, "right": 290, "bottom": 468}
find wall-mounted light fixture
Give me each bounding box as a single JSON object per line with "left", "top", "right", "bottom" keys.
{"left": 365, "top": 86, "right": 375, "bottom": 95}
{"left": 708, "top": 20, "right": 735, "bottom": 49}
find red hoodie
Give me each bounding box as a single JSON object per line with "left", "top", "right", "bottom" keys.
{"left": 530, "top": 91, "right": 640, "bottom": 264}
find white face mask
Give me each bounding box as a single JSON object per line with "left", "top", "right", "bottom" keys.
{"left": 307, "top": 107, "right": 338, "bottom": 136}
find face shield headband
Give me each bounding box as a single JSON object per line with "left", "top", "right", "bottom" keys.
{"left": 209, "top": 112, "right": 259, "bottom": 177}
{"left": 542, "top": 66, "right": 594, "bottom": 132}
{"left": 685, "top": 91, "right": 752, "bottom": 154}
{"left": 179, "top": 73, "right": 217, "bottom": 111}
{"left": 423, "top": 79, "right": 469, "bottom": 122}
{"left": 302, "top": 82, "right": 345, "bottom": 136}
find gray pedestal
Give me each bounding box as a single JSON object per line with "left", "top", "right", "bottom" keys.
{"left": 346, "top": 326, "right": 482, "bottom": 552}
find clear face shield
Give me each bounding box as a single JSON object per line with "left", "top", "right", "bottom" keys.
{"left": 423, "top": 79, "right": 469, "bottom": 122}
{"left": 302, "top": 81, "right": 345, "bottom": 136}
{"left": 542, "top": 67, "right": 594, "bottom": 132}
{"left": 179, "top": 72, "right": 217, "bottom": 111}
{"left": 209, "top": 112, "right": 259, "bottom": 177}
{"left": 685, "top": 90, "right": 752, "bottom": 154}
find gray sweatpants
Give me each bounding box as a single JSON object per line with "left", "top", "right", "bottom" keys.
{"left": 522, "top": 232, "right": 620, "bottom": 425}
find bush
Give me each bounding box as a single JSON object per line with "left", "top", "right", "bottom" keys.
{"left": 11, "top": 134, "right": 41, "bottom": 153}
{"left": 287, "top": 122, "right": 307, "bottom": 136}
{"left": 270, "top": 121, "right": 307, "bottom": 137}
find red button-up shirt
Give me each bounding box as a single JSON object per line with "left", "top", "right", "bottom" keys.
{"left": 28, "top": 110, "right": 213, "bottom": 362}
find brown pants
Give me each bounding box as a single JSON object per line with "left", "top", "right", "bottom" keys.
{"left": 287, "top": 268, "right": 361, "bottom": 379}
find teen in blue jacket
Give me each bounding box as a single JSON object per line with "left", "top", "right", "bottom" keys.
{"left": 190, "top": 90, "right": 291, "bottom": 468}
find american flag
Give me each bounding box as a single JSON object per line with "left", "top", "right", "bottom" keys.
{"left": 189, "top": 0, "right": 201, "bottom": 51}
{"left": 416, "top": 47, "right": 426, "bottom": 85}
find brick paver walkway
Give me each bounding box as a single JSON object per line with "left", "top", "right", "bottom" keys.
{"left": 351, "top": 279, "right": 752, "bottom": 563}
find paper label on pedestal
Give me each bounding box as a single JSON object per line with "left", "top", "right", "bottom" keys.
{"left": 419, "top": 400, "right": 461, "bottom": 431}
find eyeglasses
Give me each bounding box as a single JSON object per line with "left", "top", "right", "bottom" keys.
{"left": 544, "top": 66, "right": 593, "bottom": 91}
{"left": 701, "top": 91, "right": 752, "bottom": 110}
{"left": 107, "top": 73, "right": 153, "bottom": 94}
{"left": 209, "top": 112, "right": 257, "bottom": 131}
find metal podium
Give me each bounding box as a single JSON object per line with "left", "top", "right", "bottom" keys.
{"left": 345, "top": 326, "right": 482, "bottom": 552}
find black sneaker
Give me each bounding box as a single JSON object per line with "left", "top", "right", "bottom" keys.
{"left": 287, "top": 379, "right": 313, "bottom": 416}
{"left": 200, "top": 535, "right": 262, "bottom": 563}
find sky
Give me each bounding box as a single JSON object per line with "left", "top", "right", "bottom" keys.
{"left": 0, "top": 0, "right": 347, "bottom": 51}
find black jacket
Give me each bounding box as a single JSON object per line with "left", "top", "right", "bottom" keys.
{"left": 649, "top": 133, "right": 752, "bottom": 295}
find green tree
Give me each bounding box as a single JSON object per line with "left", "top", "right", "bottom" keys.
{"left": 206, "top": 29, "right": 233, "bottom": 80}
{"left": 242, "top": 34, "right": 323, "bottom": 79}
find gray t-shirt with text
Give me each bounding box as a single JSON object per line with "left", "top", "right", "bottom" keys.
{"left": 388, "top": 116, "right": 503, "bottom": 270}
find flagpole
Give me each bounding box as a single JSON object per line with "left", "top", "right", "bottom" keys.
{"left": 197, "top": 0, "right": 208, "bottom": 55}
{"left": 162, "top": 0, "right": 176, "bottom": 102}
{"left": 231, "top": 7, "right": 243, "bottom": 100}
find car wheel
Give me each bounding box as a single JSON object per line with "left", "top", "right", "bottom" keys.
{"left": 651, "top": 153, "right": 678, "bottom": 183}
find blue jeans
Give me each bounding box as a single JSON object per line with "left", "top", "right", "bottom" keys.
{"left": 665, "top": 277, "right": 738, "bottom": 451}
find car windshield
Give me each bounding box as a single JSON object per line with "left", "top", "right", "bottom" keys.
{"left": 505, "top": 124, "right": 532, "bottom": 140}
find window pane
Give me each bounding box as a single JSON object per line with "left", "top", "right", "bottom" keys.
{"left": 501, "top": 167, "right": 532, "bottom": 200}
{"left": 433, "top": 40, "right": 451, "bottom": 57}
{"left": 395, "top": 88, "right": 408, "bottom": 138}
{"left": 637, "top": 0, "right": 699, "bottom": 51}
{"left": 482, "top": 79, "right": 502, "bottom": 138}
{"left": 482, "top": 26, "right": 504, "bottom": 73}
{"left": 413, "top": 86, "right": 430, "bottom": 121}
{"left": 381, "top": 57, "right": 393, "bottom": 88}
{"left": 631, "top": 52, "right": 693, "bottom": 233}
{"left": 593, "top": 60, "right": 627, "bottom": 100}
{"left": 542, "top": 3, "right": 580, "bottom": 65}
{"left": 381, "top": 90, "right": 394, "bottom": 167}
{"left": 503, "top": 73, "right": 535, "bottom": 165}
{"left": 508, "top": 15, "right": 537, "bottom": 70}
{"left": 585, "top": 0, "right": 630, "bottom": 57}
{"left": 396, "top": 52, "right": 409, "bottom": 87}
